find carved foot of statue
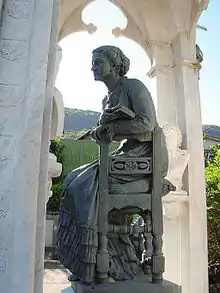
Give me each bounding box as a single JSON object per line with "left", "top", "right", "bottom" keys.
{"left": 108, "top": 277, "right": 115, "bottom": 283}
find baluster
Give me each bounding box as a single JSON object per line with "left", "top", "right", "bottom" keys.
{"left": 151, "top": 127, "right": 165, "bottom": 283}
{"left": 142, "top": 212, "right": 152, "bottom": 275}
{"left": 96, "top": 142, "right": 109, "bottom": 283}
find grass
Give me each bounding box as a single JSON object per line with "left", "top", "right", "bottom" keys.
{"left": 62, "top": 140, "right": 119, "bottom": 177}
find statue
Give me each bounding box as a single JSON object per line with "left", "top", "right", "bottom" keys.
{"left": 57, "top": 46, "right": 174, "bottom": 288}
{"left": 162, "top": 123, "right": 189, "bottom": 192}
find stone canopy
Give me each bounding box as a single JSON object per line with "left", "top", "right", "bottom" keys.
{"left": 0, "top": 1, "right": 209, "bottom": 293}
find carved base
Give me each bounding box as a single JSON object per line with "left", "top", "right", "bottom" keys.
{"left": 71, "top": 274, "right": 181, "bottom": 293}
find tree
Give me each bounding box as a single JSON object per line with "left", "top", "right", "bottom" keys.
{"left": 205, "top": 145, "right": 220, "bottom": 288}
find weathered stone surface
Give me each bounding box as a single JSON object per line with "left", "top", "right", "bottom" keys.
{"left": 73, "top": 275, "right": 181, "bottom": 293}
{"left": 0, "top": 250, "right": 7, "bottom": 277}
{"left": 163, "top": 123, "right": 189, "bottom": 191}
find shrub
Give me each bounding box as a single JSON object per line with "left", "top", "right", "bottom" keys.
{"left": 205, "top": 145, "right": 220, "bottom": 289}
{"left": 47, "top": 139, "right": 65, "bottom": 213}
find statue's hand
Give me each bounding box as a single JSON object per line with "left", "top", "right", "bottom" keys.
{"left": 99, "top": 111, "right": 118, "bottom": 124}
{"left": 91, "top": 124, "right": 114, "bottom": 144}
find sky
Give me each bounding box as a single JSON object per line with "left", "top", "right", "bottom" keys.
{"left": 55, "top": 0, "right": 220, "bottom": 126}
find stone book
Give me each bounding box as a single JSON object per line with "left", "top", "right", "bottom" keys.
{"left": 105, "top": 104, "right": 135, "bottom": 120}
{"left": 76, "top": 105, "right": 135, "bottom": 140}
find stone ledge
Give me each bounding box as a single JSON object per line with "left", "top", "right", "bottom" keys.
{"left": 71, "top": 275, "right": 181, "bottom": 293}
{"left": 163, "top": 191, "right": 189, "bottom": 203}
{"left": 163, "top": 192, "right": 189, "bottom": 220}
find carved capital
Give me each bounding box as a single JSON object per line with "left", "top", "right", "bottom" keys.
{"left": 147, "top": 64, "right": 174, "bottom": 78}
{"left": 183, "top": 60, "right": 202, "bottom": 71}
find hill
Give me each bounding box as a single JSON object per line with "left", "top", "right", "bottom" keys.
{"left": 64, "top": 108, "right": 220, "bottom": 139}
{"left": 203, "top": 125, "right": 220, "bottom": 139}
{"left": 64, "top": 108, "right": 100, "bottom": 132}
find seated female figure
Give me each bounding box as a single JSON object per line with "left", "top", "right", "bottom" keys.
{"left": 57, "top": 45, "right": 169, "bottom": 285}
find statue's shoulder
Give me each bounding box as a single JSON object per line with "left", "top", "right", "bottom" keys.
{"left": 121, "top": 77, "right": 149, "bottom": 94}
{"left": 122, "top": 77, "right": 146, "bottom": 88}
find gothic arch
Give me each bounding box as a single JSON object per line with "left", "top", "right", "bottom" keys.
{"left": 58, "top": 0, "right": 176, "bottom": 63}
{"left": 58, "top": 0, "right": 208, "bottom": 64}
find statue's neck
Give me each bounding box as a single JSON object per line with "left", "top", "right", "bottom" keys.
{"left": 103, "top": 76, "right": 121, "bottom": 93}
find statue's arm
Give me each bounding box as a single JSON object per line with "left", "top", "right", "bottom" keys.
{"left": 108, "top": 79, "right": 157, "bottom": 135}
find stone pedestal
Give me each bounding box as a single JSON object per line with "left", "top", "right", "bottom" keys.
{"left": 71, "top": 276, "right": 181, "bottom": 293}
{"left": 163, "top": 192, "right": 190, "bottom": 286}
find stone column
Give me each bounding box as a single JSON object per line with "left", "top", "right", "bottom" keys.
{"left": 0, "top": 0, "right": 54, "bottom": 292}
{"left": 162, "top": 194, "right": 189, "bottom": 285}
{"left": 161, "top": 122, "right": 190, "bottom": 286}
{"left": 150, "top": 30, "right": 208, "bottom": 293}
{"left": 148, "top": 41, "right": 177, "bottom": 126}
{"left": 34, "top": 1, "right": 60, "bottom": 293}
{"left": 148, "top": 42, "right": 187, "bottom": 286}
{"left": 172, "top": 30, "right": 208, "bottom": 293}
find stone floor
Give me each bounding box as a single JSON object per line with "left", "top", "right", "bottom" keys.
{"left": 43, "top": 261, "right": 72, "bottom": 293}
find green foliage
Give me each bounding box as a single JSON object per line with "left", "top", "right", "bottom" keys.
{"left": 62, "top": 140, "right": 119, "bottom": 176}
{"left": 205, "top": 145, "right": 220, "bottom": 287}
{"left": 49, "top": 139, "right": 64, "bottom": 167}
{"left": 47, "top": 139, "right": 119, "bottom": 213}
{"left": 47, "top": 139, "right": 65, "bottom": 213}
{"left": 47, "top": 182, "right": 64, "bottom": 213}
{"left": 62, "top": 140, "right": 99, "bottom": 176}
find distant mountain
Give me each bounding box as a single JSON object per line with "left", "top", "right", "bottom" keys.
{"left": 203, "top": 125, "right": 220, "bottom": 139}
{"left": 64, "top": 108, "right": 100, "bottom": 132}
{"left": 64, "top": 108, "right": 220, "bottom": 139}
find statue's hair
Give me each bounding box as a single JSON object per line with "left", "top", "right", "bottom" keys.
{"left": 92, "top": 45, "right": 130, "bottom": 77}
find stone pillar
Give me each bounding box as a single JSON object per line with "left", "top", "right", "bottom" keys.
{"left": 148, "top": 42, "right": 177, "bottom": 126}
{"left": 150, "top": 30, "right": 208, "bottom": 293}
{"left": 148, "top": 42, "right": 188, "bottom": 287}
{"left": 172, "top": 30, "right": 208, "bottom": 293}
{"left": 163, "top": 193, "right": 189, "bottom": 286}
{"left": 0, "top": 0, "right": 55, "bottom": 292}
{"left": 34, "top": 1, "right": 60, "bottom": 293}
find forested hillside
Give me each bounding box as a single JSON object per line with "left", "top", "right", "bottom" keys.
{"left": 64, "top": 108, "right": 100, "bottom": 132}
{"left": 64, "top": 108, "right": 220, "bottom": 139}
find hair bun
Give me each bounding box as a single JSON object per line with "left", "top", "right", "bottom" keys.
{"left": 92, "top": 45, "right": 130, "bottom": 77}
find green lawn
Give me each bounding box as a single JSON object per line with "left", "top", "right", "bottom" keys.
{"left": 61, "top": 140, "right": 120, "bottom": 177}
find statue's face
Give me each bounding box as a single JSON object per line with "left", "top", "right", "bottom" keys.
{"left": 91, "top": 52, "right": 112, "bottom": 81}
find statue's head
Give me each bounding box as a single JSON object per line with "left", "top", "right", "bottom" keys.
{"left": 91, "top": 45, "right": 130, "bottom": 81}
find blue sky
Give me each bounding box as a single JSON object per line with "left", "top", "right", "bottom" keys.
{"left": 56, "top": 0, "right": 220, "bottom": 126}
{"left": 196, "top": 0, "right": 220, "bottom": 125}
